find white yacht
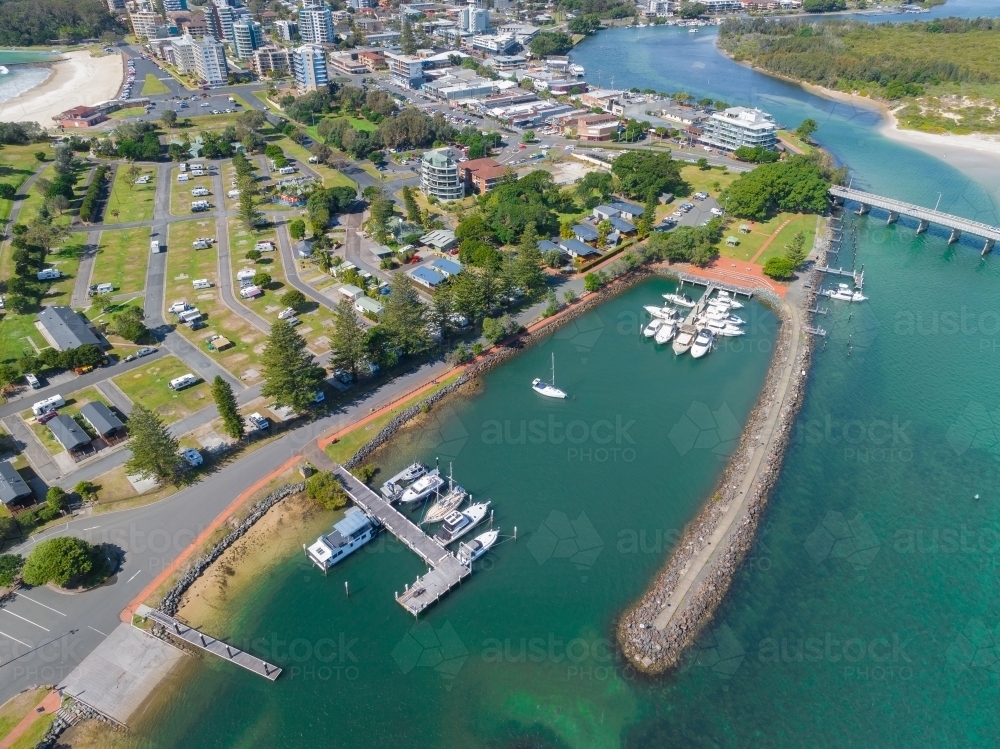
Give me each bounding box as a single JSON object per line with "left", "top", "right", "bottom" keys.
{"left": 691, "top": 328, "right": 714, "bottom": 358}
{"left": 705, "top": 319, "right": 744, "bottom": 337}
{"left": 643, "top": 318, "right": 663, "bottom": 338}
{"left": 380, "top": 461, "right": 427, "bottom": 500}
{"left": 422, "top": 485, "right": 467, "bottom": 524}
{"left": 654, "top": 321, "right": 677, "bottom": 344}
{"left": 644, "top": 305, "right": 678, "bottom": 320}
{"left": 689, "top": 27, "right": 699, "bottom": 33}
{"left": 715, "top": 291, "right": 744, "bottom": 309}
{"left": 433, "top": 502, "right": 491, "bottom": 545}
{"left": 705, "top": 308, "right": 745, "bottom": 325}
{"left": 399, "top": 469, "right": 445, "bottom": 504}
{"left": 673, "top": 324, "right": 698, "bottom": 355}
{"left": 823, "top": 283, "right": 867, "bottom": 302}
{"left": 532, "top": 353, "right": 567, "bottom": 399}
{"left": 663, "top": 293, "right": 696, "bottom": 307}
{"left": 457, "top": 529, "right": 499, "bottom": 566}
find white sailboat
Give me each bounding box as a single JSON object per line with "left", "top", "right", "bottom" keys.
{"left": 532, "top": 353, "right": 567, "bottom": 399}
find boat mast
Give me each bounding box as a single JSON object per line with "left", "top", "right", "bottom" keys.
{"left": 551, "top": 353, "right": 556, "bottom": 386}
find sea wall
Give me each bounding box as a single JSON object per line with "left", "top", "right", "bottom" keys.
{"left": 159, "top": 482, "right": 305, "bottom": 616}
{"left": 617, "top": 278, "right": 817, "bottom": 674}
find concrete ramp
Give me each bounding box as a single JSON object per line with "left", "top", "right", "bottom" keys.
{"left": 58, "top": 624, "right": 186, "bottom": 726}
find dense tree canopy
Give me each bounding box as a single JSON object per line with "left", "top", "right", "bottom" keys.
{"left": 721, "top": 155, "right": 832, "bottom": 220}
{"left": 21, "top": 537, "right": 103, "bottom": 587}
{"left": 611, "top": 151, "right": 687, "bottom": 202}
{"left": 0, "top": 0, "right": 122, "bottom": 45}
{"left": 529, "top": 32, "right": 574, "bottom": 57}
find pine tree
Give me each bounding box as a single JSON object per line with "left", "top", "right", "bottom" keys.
{"left": 514, "top": 224, "right": 546, "bottom": 293}
{"left": 330, "top": 298, "right": 369, "bottom": 377}
{"left": 261, "top": 320, "right": 325, "bottom": 411}
{"left": 124, "top": 405, "right": 185, "bottom": 485}
{"left": 400, "top": 17, "right": 417, "bottom": 55}
{"left": 211, "top": 375, "right": 244, "bottom": 441}
{"left": 382, "top": 273, "right": 428, "bottom": 355}
{"left": 429, "top": 283, "right": 454, "bottom": 341}
{"left": 237, "top": 173, "right": 261, "bottom": 230}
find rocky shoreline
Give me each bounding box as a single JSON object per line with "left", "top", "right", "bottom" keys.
{"left": 616, "top": 286, "right": 814, "bottom": 674}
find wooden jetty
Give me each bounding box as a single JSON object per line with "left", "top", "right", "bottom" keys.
{"left": 814, "top": 265, "right": 864, "bottom": 289}
{"left": 333, "top": 465, "right": 471, "bottom": 616}
{"left": 676, "top": 273, "right": 756, "bottom": 298}
{"left": 146, "top": 609, "right": 281, "bottom": 680}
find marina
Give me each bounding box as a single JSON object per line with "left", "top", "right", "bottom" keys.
{"left": 645, "top": 281, "right": 756, "bottom": 359}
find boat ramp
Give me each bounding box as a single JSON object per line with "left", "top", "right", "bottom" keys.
{"left": 333, "top": 465, "right": 472, "bottom": 617}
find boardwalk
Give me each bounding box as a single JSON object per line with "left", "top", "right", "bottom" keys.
{"left": 829, "top": 185, "right": 1000, "bottom": 253}
{"left": 145, "top": 609, "right": 281, "bottom": 680}
{"left": 332, "top": 465, "right": 471, "bottom": 616}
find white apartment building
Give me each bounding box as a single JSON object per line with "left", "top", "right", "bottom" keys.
{"left": 292, "top": 44, "right": 329, "bottom": 93}
{"left": 232, "top": 19, "right": 263, "bottom": 59}
{"left": 384, "top": 51, "right": 424, "bottom": 89}
{"left": 253, "top": 45, "right": 293, "bottom": 77}
{"left": 130, "top": 10, "right": 163, "bottom": 39}
{"left": 420, "top": 148, "right": 464, "bottom": 201}
{"left": 274, "top": 19, "right": 298, "bottom": 41}
{"left": 171, "top": 34, "right": 229, "bottom": 85}
{"left": 298, "top": 6, "right": 336, "bottom": 44}
{"left": 699, "top": 106, "right": 778, "bottom": 151}
{"left": 106, "top": 0, "right": 126, "bottom": 11}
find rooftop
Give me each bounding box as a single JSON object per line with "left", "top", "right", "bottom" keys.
{"left": 430, "top": 257, "right": 462, "bottom": 276}
{"left": 79, "top": 401, "right": 124, "bottom": 436}
{"left": 48, "top": 414, "right": 91, "bottom": 451}
{"left": 0, "top": 462, "right": 31, "bottom": 505}
{"left": 410, "top": 266, "right": 447, "bottom": 287}
{"left": 37, "top": 306, "right": 100, "bottom": 351}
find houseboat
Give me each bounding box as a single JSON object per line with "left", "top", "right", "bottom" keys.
{"left": 306, "top": 507, "right": 376, "bottom": 570}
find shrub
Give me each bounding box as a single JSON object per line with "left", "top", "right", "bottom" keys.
{"left": 763, "top": 256, "right": 796, "bottom": 280}
{"left": 252, "top": 271, "right": 272, "bottom": 288}
{"left": 355, "top": 465, "right": 378, "bottom": 485}
{"left": 21, "top": 537, "right": 100, "bottom": 587}
{"left": 0, "top": 554, "right": 23, "bottom": 587}
{"left": 289, "top": 219, "right": 306, "bottom": 239}
{"left": 306, "top": 472, "right": 348, "bottom": 509}
{"left": 46, "top": 486, "right": 67, "bottom": 511}
{"left": 280, "top": 289, "right": 307, "bottom": 312}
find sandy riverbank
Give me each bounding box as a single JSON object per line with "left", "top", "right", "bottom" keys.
{"left": 0, "top": 51, "right": 123, "bottom": 126}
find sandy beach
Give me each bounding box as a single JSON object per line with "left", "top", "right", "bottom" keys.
{"left": 0, "top": 50, "right": 124, "bottom": 126}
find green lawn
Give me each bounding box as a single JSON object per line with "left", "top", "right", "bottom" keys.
{"left": 92, "top": 227, "right": 151, "bottom": 294}
{"left": 166, "top": 220, "right": 267, "bottom": 383}
{"left": 9, "top": 712, "right": 55, "bottom": 749}
{"left": 40, "top": 237, "right": 86, "bottom": 307}
{"left": 272, "top": 136, "right": 356, "bottom": 190}
{"left": 112, "top": 354, "right": 211, "bottom": 423}
{"left": 170, "top": 166, "right": 214, "bottom": 216}
{"left": 0, "top": 143, "right": 50, "bottom": 226}
{"left": 0, "top": 312, "right": 47, "bottom": 363}
{"left": 776, "top": 129, "right": 817, "bottom": 156}
{"left": 716, "top": 212, "right": 818, "bottom": 264}
{"left": 678, "top": 163, "right": 740, "bottom": 200}
{"left": 16, "top": 159, "right": 89, "bottom": 227}
{"left": 107, "top": 165, "right": 157, "bottom": 223}
{"left": 0, "top": 688, "right": 49, "bottom": 743}
{"left": 110, "top": 106, "right": 149, "bottom": 120}
{"left": 20, "top": 386, "right": 115, "bottom": 456}
{"left": 140, "top": 73, "right": 171, "bottom": 96}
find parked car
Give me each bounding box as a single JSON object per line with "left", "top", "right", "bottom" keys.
{"left": 136, "top": 347, "right": 157, "bottom": 358}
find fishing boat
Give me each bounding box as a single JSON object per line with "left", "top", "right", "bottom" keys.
{"left": 691, "top": 328, "right": 714, "bottom": 359}
{"left": 642, "top": 318, "right": 663, "bottom": 338}
{"left": 663, "top": 293, "right": 696, "bottom": 307}
{"left": 823, "top": 283, "right": 867, "bottom": 302}
{"left": 654, "top": 321, "right": 677, "bottom": 344}
{"left": 672, "top": 324, "right": 697, "bottom": 355}
{"left": 644, "top": 305, "right": 678, "bottom": 320}
{"left": 0, "top": 66, "right": 8, "bottom": 75}
{"left": 532, "top": 353, "right": 567, "bottom": 399}
{"left": 399, "top": 469, "right": 445, "bottom": 504}
{"left": 433, "top": 502, "right": 491, "bottom": 545}
{"left": 422, "top": 485, "right": 467, "bottom": 524}
{"left": 457, "top": 529, "right": 500, "bottom": 566}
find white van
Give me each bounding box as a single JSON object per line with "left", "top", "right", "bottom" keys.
{"left": 37, "top": 268, "right": 61, "bottom": 281}
{"left": 32, "top": 394, "right": 65, "bottom": 416}
{"left": 150, "top": 239, "right": 161, "bottom": 253}
{"left": 168, "top": 373, "right": 198, "bottom": 391}
{"left": 236, "top": 268, "right": 256, "bottom": 282}
{"left": 192, "top": 279, "right": 213, "bottom": 290}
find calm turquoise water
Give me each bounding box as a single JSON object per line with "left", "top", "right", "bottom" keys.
{"left": 141, "top": 2, "right": 1000, "bottom": 746}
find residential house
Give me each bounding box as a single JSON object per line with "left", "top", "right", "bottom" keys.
{"left": 0, "top": 463, "right": 32, "bottom": 506}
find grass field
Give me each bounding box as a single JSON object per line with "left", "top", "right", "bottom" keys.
{"left": 0, "top": 312, "right": 48, "bottom": 363}
{"left": 0, "top": 143, "right": 50, "bottom": 225}
{"left": 107, "top": 165, "right": 157, "bottom": 223}
{"left": 8, "top": 713, "right": 55, "bottom": 749}
{"left": 166, "top": 220, "right": 267, "bottom": 382}
{"left": 169, "top": 165, "right": 215, "bottom": 216}
{"left": 716, "top": 212, "right": 818, "bottom": 264}
{"left": 16, "top": 159, "right": 90, "bottom": 227}
{"left": 271, "top": 136, "right": 356, "bottom": 190}
{"left": 140, "top": 73, "right": 171, "bottom": 96}
{"left": 110, "top": 107, "right": 148, "bottom": 120}
{"left": 113, "top": 354, "right": 211, "bottom": 423}
{"left": 40, "top": 237, "right": 86, "bottom": 306}
{"left": 679, "top": 163, "right": 740, "bottom": 200}
{"left": 92, "top": 227, "right": 151, "bottom": 294}
{"left": 20, "top": 386, "right": 115, "bottom": 456}
{"left": 776, "top": 129, "right": 817, "bottom": 156}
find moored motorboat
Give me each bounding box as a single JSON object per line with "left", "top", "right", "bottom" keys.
{"left": 643, "top": 318, "right": 663, "bottom": 338}
{"left": 663, "top": 293, "right": 696, "bottom": 307}
{"left": 457, "top": 529, "right": 499, "bottom": 566}
{"left": 691, "top": 328, "right": 715, "bottom": 358}
{"left": 399, "top": 470, "right": 444, "bottom": 503}
{"left": 823, "top": 283, "right": 867, "bottom": 302}
{"left": 654, "top": 321, "right": 677, "bottom": 344}
{"left": 715, "top": 291, "right": 743, "bottom": 308}
{"left": 672, "top": 324, "right": 697, "bottom": 355}
{"left": 644, "top": 305, "right": 678, "bottom": 320}
{"left": 433, "top": 502, "right": 491, "bottom": 545}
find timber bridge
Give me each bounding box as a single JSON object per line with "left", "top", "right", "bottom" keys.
{"left": 829, "top": 186, "right": 1000, "bottom": 255}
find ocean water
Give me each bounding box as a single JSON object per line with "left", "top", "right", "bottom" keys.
{"left": 137, "top": 2, "right": 1000, "bottom": 746}
{"left": 0, "top": 51, "right": 59, "bottom": 106}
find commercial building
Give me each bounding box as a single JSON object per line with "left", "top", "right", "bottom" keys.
{"left": 461, "top": 158, "right": 508, "bottom": 194}
{"left": 0, "top": 463, "right": 32, "bottom": 506}
{"left": 699, "top": 106, "right": 777, "bottom": 151}
{"left": 291, "top": 44, "right": 329, "bottom": 93}
{"left": 172, "top": 34, "right": 228, "bottom": 85}
{"left": 37, "top": 307, "right": 100, "bottom": 351}
{"left": 253, "top": 45, "right": 293, "bottom": 76}
{"left": 420, "top": 148, "right": 464, "bottom": 202}
{"left": 364, "top": 31, "right": 402, "bottom": 46}
{"left": 471, "top": 34, "right": 517, "bottom": 55}
{"left": 485, "top": 54, "right": 526, "bottom": 72}
{"left": 232, "top": 19, "right": 263, "bottom": 59}
{"left": 298, "top": 5, "right": 336, "bottom": 45}
{"left": 358, "top": 50, "right": 386, "bottom": 70}
{"left": 330, "top": 52, "right": 370, "bottom": 75}
{"left": 581, "top": 88, "right": 624, "bottom": 113}
{"left": 384, "top": 51, "right": 424, "bottom": 89}
{"left": 574, "top": 113, "right": 620, "bottom": 141}
{"left": 274, "top": 19, "right": 298, "bottom": 41}
{"left": 460, "top": 2, "right": 490, "bottom": 34}
{"left": 496, "top": 23, "right": 538, "bottom": 43}
{"left": 54, "top": 105, "right": 109, "bottom": 128}
{"left": 130, "top": 10, "right": 164, "bottom": 39}
{"left": 106, "top": 0, "right": 126, "bottom": 11}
